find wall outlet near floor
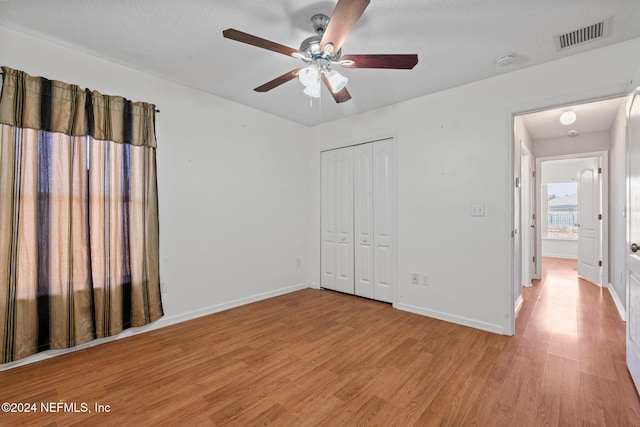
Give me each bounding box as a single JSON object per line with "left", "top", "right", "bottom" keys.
{"left": 421, "top": 274, "right": 430, "bottom": 286}
{"left": 161, "top": 281, "right": 167, "bottom": 293}
{"left": 411, "top": 273, "right": 420, "bottom": 285}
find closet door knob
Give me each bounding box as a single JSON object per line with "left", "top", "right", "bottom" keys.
{"left": 632, "top": 243, "right": 639, "bottom": 253}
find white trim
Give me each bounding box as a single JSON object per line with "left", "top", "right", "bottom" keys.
{"left": 505, "top": 109, "right": 516, "bottom": 336}
{"left": 514, "top": 294, "right": 524, "bottom": 316}
{"left": 608, "top": 282, "right": 627, "bottom": 321}
{"left": 541, "top": 253, "right": 578, "bottom": 260}
{"left": 0, "top": 283, "right": 311, "bottom": 371}
{"left": 394, "top": 302, "right": 505, "bottom": 335}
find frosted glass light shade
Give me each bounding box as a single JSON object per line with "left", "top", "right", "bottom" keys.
{"left": 325, "top": 70, "right": 348, "bottom": 93}
{"left": 304, "top": 81, "right": 321, "bottom": 98}
{"left": 559, "top": 111, "right": 576, "bottom": 125}
{"left": 298, "top": 66, "right": 319, "bottom": 87}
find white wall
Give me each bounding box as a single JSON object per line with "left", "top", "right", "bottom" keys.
{"left": 310, "top": 37, "right": 640, "bottom": 334}
{"left": 541, "top": 157, "right": 598, "bottom": 182}
{"left": 0, "top": 26, "right": 312, "bottom": 327}
{"left": 543, "top": 240, "right": 577, "bottom": 259}
{"left": 533, "top": 131, "right": 611, "bottom": 158}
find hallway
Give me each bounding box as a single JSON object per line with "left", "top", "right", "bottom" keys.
{"left": 513, "top": 257, "right": 640, "bottom": 425}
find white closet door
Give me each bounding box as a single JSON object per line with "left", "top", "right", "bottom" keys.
{"left": 320, "top": 150, "right": 337, "bottom": 290}
{"left": 372, "top": 139, "right": 395, "bottom": 303}
{"left": 335, "top": 146, "right": 355, "bottom": 294}
{"left": 354, "top": 144, "right": 374, "bottom": 299}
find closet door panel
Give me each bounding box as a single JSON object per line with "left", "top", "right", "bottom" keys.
{"left": 320, "top": 150, "right": 337, "bottom": 290}
{"left": 354, "top": 144, "right": 374, "bottom": 298}
{"left": 373, "top": 139, "right": 395, "bottom": 303}
{"left": 335, "top": 147, "right": 355, "bottom": 294}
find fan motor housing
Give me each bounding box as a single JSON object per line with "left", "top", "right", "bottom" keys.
{"left": 299, "top": 36, "right": 342, "bottom": 62}
{"left": 299, "top": 13, "right": 342, "bottom": 63}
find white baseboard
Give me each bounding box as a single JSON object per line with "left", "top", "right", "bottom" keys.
{"left": 607, "top": 283, "right": 626, "bottom": 321}
{"left": 541, "top": 253, "right": 577, "bottom": 260}
{"left": 394, "top": 302, "right": 504, "bottom": 335}
{"left": 0, "top": 282, "right": 311, "bottom": 371}
{"left": 514, "top": 294, "right": 524, "bottom": 316}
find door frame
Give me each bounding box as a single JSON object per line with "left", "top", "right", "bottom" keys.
{"left": 507, "top": 92, "right": 623, "bottom": 336}
{"left": 521, "top": 144, "right": 535, "bottom": 287}
{"left": 535, "top": 152, "right": 609, "bottom": 287}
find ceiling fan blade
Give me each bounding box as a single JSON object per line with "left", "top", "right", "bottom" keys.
{"left": 223, "top": 28, "right": 299, "bottom": 57}
{"left": 320, "top": 0, "right": 370, "bottom": 53}
{"left": 321, "top": 73, "right": 352, "bottom": 103}
{"left": 254, "top": 69, "right": 302, "bottom": 92}
{"left": 340, "top": 54, "right": 419, "bottom": 69}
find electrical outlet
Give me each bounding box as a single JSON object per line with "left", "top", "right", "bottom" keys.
{"left": 421, "top": 274, "right": 430, "bottom": 286}
{"left": 411, "top": 273, "right": 420, "bottom": 285}
{"left": 161, "top": 281, "right": 167, "bottom": 293}
{"left": 471, "top": 203, "right": 485, "bottom": 217}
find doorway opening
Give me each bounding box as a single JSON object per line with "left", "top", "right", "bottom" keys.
{"left": 537, "top": 154, "right": 606, "bottom": 287}
{"left": 511, "top": 95, "right": 625, "bottom": 334}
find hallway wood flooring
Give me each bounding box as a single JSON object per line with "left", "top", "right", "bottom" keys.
{"left": 1, "top": 257, "right": 639, "bottom": 425}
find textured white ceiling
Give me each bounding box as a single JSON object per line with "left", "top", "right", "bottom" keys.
{"left": 520, "top": 97, "right": 624, "bottom": 140}
{"left": 0, "top": 0, "right": 639, "bottom": 126}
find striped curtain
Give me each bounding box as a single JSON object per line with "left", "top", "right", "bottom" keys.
{"left": 0, "top": 67, "right": 162, "bottom": 363}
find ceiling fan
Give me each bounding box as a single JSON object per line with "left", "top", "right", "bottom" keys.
{"left": 222, "top": 0, "right": 418, "bottom": 103}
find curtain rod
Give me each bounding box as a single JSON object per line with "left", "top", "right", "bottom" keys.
{"left": 0, "top": 71, "right": 160, "bottom": 113}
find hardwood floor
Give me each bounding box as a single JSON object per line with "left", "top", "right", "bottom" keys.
{"left": 1, "top": 257, "right": 640, "bottom": 426}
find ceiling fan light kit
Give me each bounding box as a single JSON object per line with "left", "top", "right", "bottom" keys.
{"left": 304, "top": 82, "right": 322, "bottom": 98}
{"left": 325, "top": 69, "right": 349, "bottom": 93}
{"left": 222, "top": 0, "right": 418, "bottom": 104}
{"left": 298, "top": 65, "right": 320, "bottom": 87}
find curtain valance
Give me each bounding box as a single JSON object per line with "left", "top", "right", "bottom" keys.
{"left": 0, "top": 66, "right": 156, "bottom": 148}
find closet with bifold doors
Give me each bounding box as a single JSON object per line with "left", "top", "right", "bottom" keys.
{"left": 320, "top": 138, "right": 396, "bottom": 303}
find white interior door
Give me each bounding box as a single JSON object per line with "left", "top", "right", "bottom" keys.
{"left": 320, "top": 150, "right": 336, "bottom": 290}
{"left": 627, "top": 88, "right": 640, "bottom": 393}
{"left": 372, "top": 139, "right": 395, "bottom": 303}
{"left": 354, "top": 144, "right": 374, "bottom": 299}
{"left": 577, "top": 159, "right": 601, "bottom": 285}
{"left": 335, "top": 147, "right": 355, "bottom": 294}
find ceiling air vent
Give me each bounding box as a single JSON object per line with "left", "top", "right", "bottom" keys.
{"left": 555, "top": 17, "right": 612, "bottom": 51}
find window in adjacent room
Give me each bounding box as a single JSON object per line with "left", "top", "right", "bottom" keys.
{"left": 542, "top": 182, "right": 578, "bottom": 239}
